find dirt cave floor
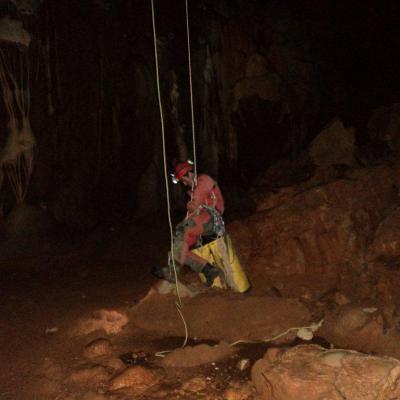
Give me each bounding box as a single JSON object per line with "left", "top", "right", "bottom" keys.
{"left": 0, "top": 220, "right": 261, "bottom": 400}
{"left": 1, "top": 216, "right": 399, "bottom": 400}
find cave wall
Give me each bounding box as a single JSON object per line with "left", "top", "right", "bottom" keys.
{"left": 0, "top": 0, "right": 399, "bottom": 231}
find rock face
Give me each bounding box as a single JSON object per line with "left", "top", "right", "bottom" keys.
{"left": 230, "top": 166, "right": 396, "bottom": 282}
{"left": 366, "top": 206, "right": 400, "bottom": 263}
{"left": 252, "top": 344, "right": 400, "bottom": 400}
{"left": 319, "top": 304, "right": 400, "bottom": 359}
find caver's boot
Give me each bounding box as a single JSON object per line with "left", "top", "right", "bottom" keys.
{"left": 201, "top": 263, "right": 220, "bottom": 287}
{"left": 151, "top": 265, "right": 179, "bottom": 283}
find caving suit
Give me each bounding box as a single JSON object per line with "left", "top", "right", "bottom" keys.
{"left": 172, "top": 174, "right": 225, "bottom": 273}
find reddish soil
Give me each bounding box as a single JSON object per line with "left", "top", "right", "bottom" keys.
{"left": 0, "top": 219, "right": 259, "bottom": 399}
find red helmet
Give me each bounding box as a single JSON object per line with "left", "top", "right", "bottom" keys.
{"left": 172, "top": 161, "right": 193, "bottom": 183}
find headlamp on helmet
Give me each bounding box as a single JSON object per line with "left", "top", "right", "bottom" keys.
{"left": 171, "top": 160, "right": 194, "bottom": 184}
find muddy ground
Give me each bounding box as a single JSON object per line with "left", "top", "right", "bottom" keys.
{"left": 0, "top": 218, "right": 266, "bottom": 399}
{"left": 2, "top": 204, "right": 399, "bottom": 399}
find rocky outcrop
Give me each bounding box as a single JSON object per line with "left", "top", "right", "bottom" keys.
{"left": 252, "top": 344, "right": 400, "bottom": 400}
{"left": 230, "top": 166, "right": 397, "bottom": 281}
{"left": 319, "top": 304, "right": 400, "bottom": 359}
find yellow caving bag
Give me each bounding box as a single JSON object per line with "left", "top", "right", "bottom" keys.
{"left": 192, "top": 234, "right": 250, "bottom": 293}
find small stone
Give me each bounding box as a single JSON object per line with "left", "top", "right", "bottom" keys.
{"left": 102, "top": 357, "right": 125, "bottom": 372}
{"left": 296, "top": 327, "right": 314, "bottom": 341}
{"left": 108, "top": 366, "right": 160, "bottom": 392}
{"left": 181, "top": 377, "right": 207, "bottom": 392}
{"left": 236, "top": 359, "right": 250, "bottom": 371}
{"left": 84, "top": 338, "right": 113, "bottom": 359}
{"left": 72, "top": 309, "right": 128, "bottom": 336}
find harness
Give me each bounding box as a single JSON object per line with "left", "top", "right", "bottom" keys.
{"left": 200, "top": 204, "right": 225, "bottom": 239}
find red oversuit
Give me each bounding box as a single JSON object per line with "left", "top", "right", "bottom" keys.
{"left": 172, "top": 174, "right": 225, "bottom": 273}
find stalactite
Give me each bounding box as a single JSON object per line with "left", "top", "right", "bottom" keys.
{"left": 0, "top": 47, "right": 35, "bottom": 204}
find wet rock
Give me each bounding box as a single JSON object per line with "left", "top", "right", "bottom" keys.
{"left": 84, "top": 338, "right": 113, "bottom": 359}
{"left": 160, "top": 342, "right": 236, "bottom": 368}
{"left": 108, "top": 365, "right": 160, "bottom": 393}
{"left": 252, "top": 344, "right": 400, "bottom": 400}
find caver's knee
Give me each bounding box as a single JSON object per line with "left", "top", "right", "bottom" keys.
{"left": 172, "top": 235, "right": 184, "bottom": 259}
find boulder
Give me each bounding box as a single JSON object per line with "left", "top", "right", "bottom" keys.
{"left": 319, "top": 304, "right": 400, "bottom": 359}
{"left": 252, "top": 344, "right": 400, "bottom": 400}
{"left": 230, "top": 166, "right": 396, "bottom": 283}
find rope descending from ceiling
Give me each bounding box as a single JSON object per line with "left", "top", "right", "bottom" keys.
{"left": 150, "top": 0, "right": 202, "bottom": 353}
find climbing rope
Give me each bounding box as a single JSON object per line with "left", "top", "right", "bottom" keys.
{"left": 229, "top": 319, "right": 324, "bottom": 347}
{"left": 185, "top": 0, "right": 197, "bottom": 182}
{"left": 150, "top": 2, "right": 325, "bottom": 358}
{"left": 150, "top": 0, "right": 188, "bottom": 348}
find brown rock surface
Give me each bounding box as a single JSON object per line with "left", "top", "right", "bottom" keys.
{"left": 319, "top": 304, "right": 400, "bottom": 359}
{"left": 230, "top": 166, "right": 396, "bottom": 284}
{"left": 72, "top": 309, "right": 128, "bottom": 336}
{"left": 252, "top": 344, "right": 400, "bottom": 400}
{"left": 83, "top": 338, "right": 113, "bottom": 359}
{"left": 366, "top": 205, "right": 400, "bottom": 263}
{"left": 108, "top": 365, "right": 160, "bottom": 393}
